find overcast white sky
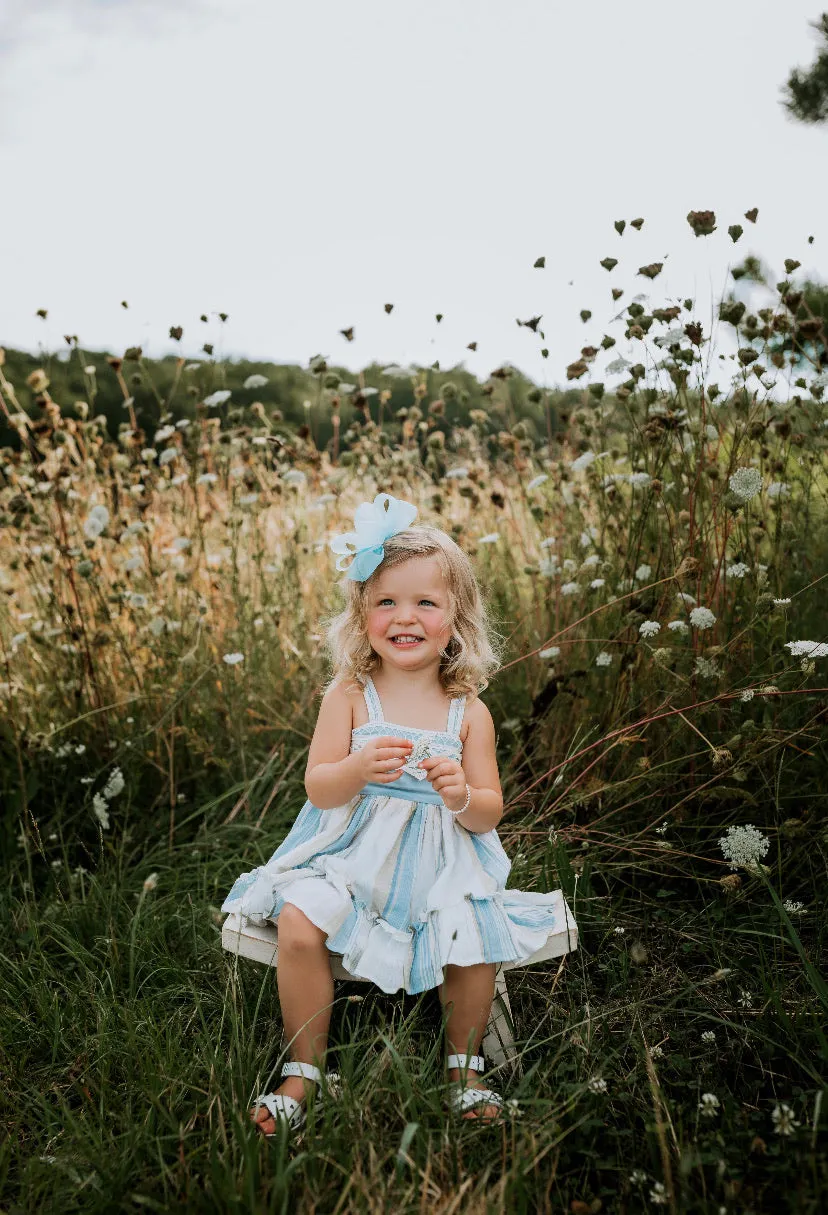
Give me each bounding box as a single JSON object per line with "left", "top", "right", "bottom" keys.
{"left": 0, "top": 0, "right": 825, "bottom": 389}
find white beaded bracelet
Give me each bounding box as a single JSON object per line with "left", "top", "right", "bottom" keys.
{"left": 446, "top": 783, "right": 472, "bottom": 818}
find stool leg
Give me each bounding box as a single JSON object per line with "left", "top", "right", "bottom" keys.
{"left": 481, "top": 967, "right": 521, "bottom": 1073}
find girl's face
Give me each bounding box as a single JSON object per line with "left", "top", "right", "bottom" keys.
{"left": 365, "top": 556, "right": 453, "bottom": 670}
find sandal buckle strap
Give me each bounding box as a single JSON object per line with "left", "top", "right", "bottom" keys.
{"left": 281, "top": 1061, "right": 324, "bottom": 1085}
{"left": 446, "top": 1053, "right": 485, "bottom": 1072}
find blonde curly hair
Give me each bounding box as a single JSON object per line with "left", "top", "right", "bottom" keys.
{"left": 320, "top": 525, "right": 504, "bottom": 700}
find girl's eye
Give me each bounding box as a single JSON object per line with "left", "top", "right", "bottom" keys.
{"left": 378, "top": 599, "right": 436, "bottom": 606}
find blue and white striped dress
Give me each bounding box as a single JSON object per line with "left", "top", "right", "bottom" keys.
{"left": 221, "top": 675, "right": 578, "bottom": 995}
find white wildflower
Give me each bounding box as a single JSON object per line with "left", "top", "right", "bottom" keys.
{"left": 728, "top": 467, "right": 762, "bottom": 501}
{"left": 505, "top": 1098, "right": 523, "bottom": 1117}
{"left": 223, "top": 652, "right": 244, "bottom": 665}
{"left": 701, "top": 1031, "right": 716, "bottom": 1044}
{"left": 445, "top": 467, "right": 469, "bottom": 479}
{"left": 587, "top": 1076, "right": 607, "bottom": 1094}
{"left": 725, "top": 562, "right": 750, "bottom": 579}
{"left": 92, "top": 793, "right": 110, "bottom": 830}
{"left": 102, "top": 767, "right": 125, "bottom": 800}
{"left": 142, "top": 872, "right": 159, "bottom": 892}
{"left": 639, "top": 620, "right": 661, "bottom": 638}
{"left": 676, "top": 591, "right": 697, "bottom": 605}
{"left": 766, "top": 481, "right": 790, "bottom": 499}
{"left": 197, "top": 472, "right": 218, "bottom": 486}
{"left": 590, "top": 578, "right": 606, "bottom": 589}
{"left": 740, "top": 689, "right": 755, "bottom": 702}
{"left": 783, "top": 899, "right": 805, "bottom": 914}
{"left": 159, "top": 448, "right": 178, "bottom": 466}
{"left": 283, "top": 469, "right": 307, "bottom": 487}
{"left": 539, "top": 646, "right": 560, "bottom": 660}
{"left": 560, "top": 581, "right": 580, "bottom": 595}
{"left": 655, "top": 821, "right": 669, "bottom": 835}
{"left": 540, "top": 536, "right": 556, "bottom": 548}
{"left": 771, "top": 1103, "right": 801, "bottom": 1136}
{"left": 773, "top": 597, "right": 791, "bottom": 606}
{"left": 606, "top": 356, "right": 632, "bottom": 375}
{"left": 595, "top": 651, "right": 613, "bottom": 667}
{"left": 635, "top": 564, "right": 652, "bottom": 582}
{"left": 141, "top": 448, "right": 158, "bottom": 463}
{"left": 203, "top": 390, "right": 232, "bottom": 407}
{"left": 628, "top": 471, "right": 651, "bottom": 487}
{"left": 667, "top": 620, "right": 689, "bottom": 634}
{"left": 689, "top": 606, "right": 716, "bottom": 630}
{"left": 527, "top": 474, "right": 548, "bottom": 491}
{"left": 83, "top": 505, "right": 110, "bottom": 540}
{"left": 538, "top": 556, "right": 559, "bottom": 577}
{"left": 738, "top": 989, "right": 754, "bottom": 1008}
{"left": 649, "top": 1182, "right": 668, "bottom": 1206}
{"left": 785, "top": 640, "right": 828, "bottom": 659}
{"left": 570, "top": 451, "right": 596, "bottom": 472}
{"left": 694, "top": 655, "right": 720, "bottom": 681}
{"left": 580, "top": 553, "right": 601, "bottom": 568}
{"left": 719, "top": 823, "right": 770, "bottom": 872}
{"left": 614, "top": 926, "right": 626, "bottom": 935}
{"left": 649, "top": 1044, "right": 664, "bottom": 1059}
{"left": 244, "top": 374, "right": 269, "bottom": 389}
{"left": 154, "top": 425, "right": 176, "bottom": 443}
{"left": 699, "top": 1092, "right": 720, "bottom": 1117}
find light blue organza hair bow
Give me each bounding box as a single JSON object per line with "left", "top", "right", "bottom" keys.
{"left": 329, "top": 492, "right": 418, "bottom": 582}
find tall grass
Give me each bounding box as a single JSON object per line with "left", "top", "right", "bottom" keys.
{"left": 2, "top": 214, "right": 827, "bottom": 1212}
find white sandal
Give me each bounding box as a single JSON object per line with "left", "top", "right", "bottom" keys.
{"left": 250, "top": 1061, "right": 340, "bottom": 1136}
{"left": 446, "top": 1053, "right": 504, "bottom": 1122}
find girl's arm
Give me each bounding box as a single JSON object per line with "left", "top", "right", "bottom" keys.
{"left": 304, "top": 682, "right": 365, "bottom": 809}
{"left": 451, "top": 698, "right": 504, "bottom": 834}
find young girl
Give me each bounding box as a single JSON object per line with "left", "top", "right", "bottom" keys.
{"left": 221, "top": 492, "right": 578, "bottom": 1135}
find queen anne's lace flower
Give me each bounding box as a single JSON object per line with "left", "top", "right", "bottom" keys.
{"left": 560, "top": 581, "right": 580, "bottom": 596}
{"left": 635, "top": 563, "right": 652, "bottom": 581}
{"left": 667, "top": 620, "right": 689, "bottom": 634}
{"left": 718, "top": 823, "right": 770, "bottom": 871}
{"left": 595, "top": 651, "right": 613, "bottom": 667}
{"left": 772, "top": 1103, "right": 801, "bottom": 1136}
{"left": 689, "top": 606, "right": 716, "bottom": 630}
{"left": 728, "top": 466, "right": 762, "bottom": 500}
{"left": 725, "top": 562, "right": 750, "bottom": 579}
{"left": 699, "top": 1092, "right": 720, "bottom": 1117}
{"left": 588, "top": 1076, "right": 608, "bottom": 1094}
{"left": 766, "top": 481, "right": 790, "bottom": 499}
{"left": 639, "top": 620, "right": 661, "bottom": 637}
{"left": 785, "top": 640, "right": 828, "bottom": 659}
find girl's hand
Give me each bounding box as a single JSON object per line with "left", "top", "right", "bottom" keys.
{"left": 355, "top": 735, "right": 414, "bottom": 785}
{"left": 418, "top": 756, "right": 469, "bottom": 813}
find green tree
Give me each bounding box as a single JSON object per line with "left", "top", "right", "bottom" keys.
{"left": 783, "top": 13, "right": 828, "bottom": 124}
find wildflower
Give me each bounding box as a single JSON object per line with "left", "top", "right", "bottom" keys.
{"left": 629, "top": 1169, "right": 648, "bottom": 1185}
{"left": 738, "top": 989, "right": 754, "bottom": 1008}
{"left": 154, "top": 425, "right": 176, "bottom": 443}
{"left": 103, "top": 767, "right": 125, "bottom": 800}
{"left": 635, "top": 563, "right": 652, "bottom": 581}
{"left": 590, "top": 578, "right": 606, "bottom": 589}
{"left": 143, "top": 873, "right": 159, "bottom": 892}
{"left": 766, "top": 481, "right": 790, "bottom": 499}
{"left": 141, "top": 448, "right": 158, "bottom": 462}
{"left": 694, "top": 656, "right": 720, "bottom": 681}
{"left": 655, "top": 821, "right": 669, "bottom": 835}
{"left": 283, "top": 469, "right": 307, "bottom": 487}
{"left": 783, "top": 899, "right": 805, "bottom": 914}
{"left": 699, "top": 1092, "right": 720, "bottom": 1117}
{"left": 83, "top": 505, "right": 110, "bottom": 540}
{"left": 587, "top": 1076, "right": 607, "bottom": 1094}
{"left": 639, "top": 620, "right": 661, "bottom": 638}
{"left": 505, "top": 1098, "right": 523, "bottom": 1117}
{"left": 719, "top": 823, "right": 770, "bottom": 872}
{"left": 740, "top": 689, "right": 755, "bottom": 702}
{"left": 628, "top": 471, "right": 651, "bottom": 487}
{"left": 595, "top": 651, "right": 613, "bottom": 667}
{"left": 649, "top": 1182, "right": 668, "bottom": 1206}
{"left": 728, "top": 467, "right": 762, "bottom": 501}
{"left": 539, "top": 646, "right": 560, "bottom": 659}
{"left": 540, "top": 536, "right": 557, "bottom": 547}
{"left": 667, "top": 620, "right": 689, "bottom": 634}
{"left": 614, "top": 925, "right": 626, "bottom": 935}
{"left": 560, "top": 581, "right": 580, "bottom": 596}
{"left": 701, "top": 1031, "right": 716, "bottom": 1044}
{"left": 244, "top": 374, "right": 269, "bottom": 389}
{"left": 159, "top": 448, "right": 178, "bottom": 466}
{"left": 478, "top": 533, "right": 500, "bottom": 545}
{"left": 725, "top": 562, "right": 750, "bottom": 579}
{"left": 197, "top": 472, "right": 218, "bottom": 486}
{"left": 581, "top": 553, "right": 600, "bottom": 567}
{"left": 527, "top": 474, "right": 548, "bottom": 491}
{"left": 445, "top": 466, "right": 469, "bottom": 479}
{"left": 773, "top": 597, "right": 791, "bottom": 606}
{"left": 570, "top": 451, "right": 596, "bottom": 472}
{"left": 676, "top": 591, "right": 697, "bottom": 605}
{"left": 203, "top": 390, "right": 231, "bottom": 407}
{"left": 93, "top": 793, "right": 110, "bottom": 830}
{"left": 538, "top": 557, "right": 558, "bottom": 577}
{"left": 689, "top": 606, "right": 716, "bottom": 630}
{"left": 771, "top": 1103, "right": 801, "bottom": 1136}
{"left": 785, "top": 640, "right": 828, "bottom": 659}
{"left": 223, "top": 652, "right": 244, "bottom": 665}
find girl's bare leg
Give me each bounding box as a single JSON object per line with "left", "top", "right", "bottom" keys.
{"left": 438, "top": 961, "right": 502, "bottom": 1122}
{"left": 251, "top": 903, "right": 334, "bottom": 1135}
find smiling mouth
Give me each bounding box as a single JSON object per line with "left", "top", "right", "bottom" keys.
{"left": 390, "top": 635, "right": 424, "bottom": 645}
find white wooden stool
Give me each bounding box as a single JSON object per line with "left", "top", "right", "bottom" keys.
{"left": 222, "top": 909, "right": 578, "bottom": 1071}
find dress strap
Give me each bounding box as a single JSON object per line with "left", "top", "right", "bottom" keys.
{"left": 361, "top": 675, "right": 385, "bottom": 723}
{"left": 446, "top": 695, "right": 467, "bottom": 738}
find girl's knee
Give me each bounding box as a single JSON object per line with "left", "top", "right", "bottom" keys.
{"left": 276, "top": 903, "right": 326, "bottom": 951}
